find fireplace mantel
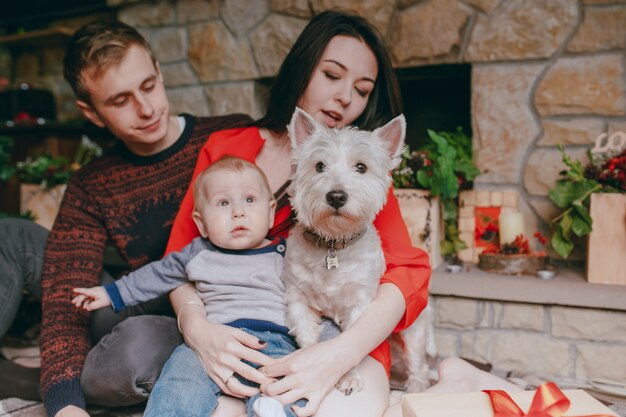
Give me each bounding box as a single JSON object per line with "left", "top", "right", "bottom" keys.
{"left": 431, "top": 265, "right": 626, "bottom": 312}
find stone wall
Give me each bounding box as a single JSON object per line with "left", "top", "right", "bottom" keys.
{"left": 3, "top": 0, "right": 625, "bottom": 243}
{"left": 432, "top": 294, "right": 626, "bottom": 384}
{"left": 109, "top": 0, "right": 625, "bottom": 254}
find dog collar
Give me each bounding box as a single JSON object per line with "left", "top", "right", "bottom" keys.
{"left": 301, "top": 228, "right": 367, "bottom": 270}
{"left": 301, "top": 228, "right": 366, "bottom": 250}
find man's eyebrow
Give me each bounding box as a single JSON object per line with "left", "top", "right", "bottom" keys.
{"left": 322, "top": 59, "right": 375, "bottom": 83}
{"left": 104, "top": 74, "right": 157, "bottom": 105}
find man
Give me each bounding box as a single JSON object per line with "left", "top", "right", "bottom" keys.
{"left": 33, "top": 20, "right": 251, "bottom": 417}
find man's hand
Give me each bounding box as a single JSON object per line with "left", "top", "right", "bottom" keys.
{"left": 72, "top": 286, "right": 111, "bottom": 311}
{"left": 55, "top": 405, "right": 90, "bottom": 417}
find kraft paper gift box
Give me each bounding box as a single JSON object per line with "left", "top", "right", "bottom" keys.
{"left": 402, "top": 382, "right": 618, "bottom": 417}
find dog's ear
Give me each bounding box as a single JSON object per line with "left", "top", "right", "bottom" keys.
{"left": 373, "top": 114, "right": 406, "bottom": 169}
{"left": 288, "top": 107, "right": 318, "bottom": 150}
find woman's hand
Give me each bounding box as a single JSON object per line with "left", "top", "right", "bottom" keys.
{"left": 260, "top": 284, "right": 408, "bottom": 417}
{"left": 186, "top": 317, "right": 276, "bottom": 397}
{"left": 171, "top": 284, "right": 277, "bottom": 398}
{"left": 258, "top": 337, "right": 355, "bottom": 417}
{"left": 54, "top": 405, "right": 90, "bottom": 417}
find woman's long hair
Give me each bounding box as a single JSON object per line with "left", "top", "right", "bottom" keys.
{"left": 256, "top": 10, "right": 402, "bottom": 134}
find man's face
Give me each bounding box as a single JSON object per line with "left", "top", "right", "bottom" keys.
{"left": 76, "top": 45, "right": 177, "bottom": 156}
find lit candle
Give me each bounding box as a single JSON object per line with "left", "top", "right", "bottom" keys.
{"left": 499, "top": 211, "right": 525, "bottom": 246}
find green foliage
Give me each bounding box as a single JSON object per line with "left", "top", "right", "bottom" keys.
{"left": 393, "top": 127, "right": 480, "bottom": 256}
{"left": 0, "top": 136, "right": 15, "bottom": 181}
{"left": 419, "top": 129, "right": 479, "bottom": 255}
{"left": 16, "top": 155, "right": 75, "bottom": 189}
{"left": 415, "top": 129, "right": 480, "bottom": 199}
{"left": 0, "top": 211, "right": 34, "bottom": 221}
{"left": 548, "top": 146, "right": 602, "bottom": 259}
{"left": 13, "top": 136, "right": 103, "bottom": 189}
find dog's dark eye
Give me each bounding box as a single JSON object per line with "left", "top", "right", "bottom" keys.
{"left": 356, "top": 163, "right": 367, "bottom": 174}
{"left": 316, "top": 162, "right": 326, "bottom": 172}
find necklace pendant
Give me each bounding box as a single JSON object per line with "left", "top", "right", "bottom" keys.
{"left": 325, "top": 247, "right": 338, "bottom": 269}
{"left": 325, "top": 254, "right": 339, "bottom": 269}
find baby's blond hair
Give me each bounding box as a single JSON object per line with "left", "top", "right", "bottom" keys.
{"left": 193, "top": 156, "right": 273, "bottom": 210}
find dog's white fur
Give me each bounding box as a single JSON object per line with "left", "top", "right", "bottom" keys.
{"left": 283, "top": 108, "right": 410, "bottom": 395}
{"left": 389, "top": 301, "right": 437, "bottom": 392}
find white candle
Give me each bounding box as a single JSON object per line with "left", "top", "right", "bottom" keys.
{"left": 499, "top": 211, "right": 525, "bottom": 246}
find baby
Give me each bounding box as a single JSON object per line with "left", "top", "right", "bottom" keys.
{"left": 73, "top": 156, "right": 298, "bottom": 417}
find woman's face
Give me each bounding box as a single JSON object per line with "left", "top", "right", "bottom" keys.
{"left": 298, "top": 35, "right": 378, "bottom": 129}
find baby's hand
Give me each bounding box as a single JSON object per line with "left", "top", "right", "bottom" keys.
{"left": 72, "top": 287, "right": 111, "bottom": 311}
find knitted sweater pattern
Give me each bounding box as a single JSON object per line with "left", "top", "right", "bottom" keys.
{"left": 39, "top": 113, "right": 252, "bottom": 415}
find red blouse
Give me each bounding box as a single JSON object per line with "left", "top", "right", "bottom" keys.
{"left": 165, "top": 126, "right": 432, "bottom": 375}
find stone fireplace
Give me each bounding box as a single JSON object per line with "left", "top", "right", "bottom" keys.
{"left": 2, "top": 0, "right": 625, "bottom": 386}
{"left": 105, "top": 0, "right": 625, "bottom": 257}
{"left": 7, "top": 0, "right": 626, "bottom": 243}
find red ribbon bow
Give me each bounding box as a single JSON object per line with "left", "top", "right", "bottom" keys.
{"left": 484, "top": 382, "right": 614, "bottom": 417}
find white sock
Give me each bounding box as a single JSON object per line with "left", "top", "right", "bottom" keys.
{"left": 252, "top": 396, "right": 287, "bottom": 417}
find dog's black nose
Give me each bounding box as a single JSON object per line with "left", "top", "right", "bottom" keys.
{"left": 326, "top": 190, "right": 348, "bottom": 209}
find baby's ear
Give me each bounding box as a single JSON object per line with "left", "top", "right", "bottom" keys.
{"left": 373, "top": 114, "right": 406, "bottom": 169}
{"left": 268, "top": 199, "right": 277, "bottom": 226}
{"left": 192, "top": 210, "right": 209, "bottom": 238}
{"left": 288, "top": 107, "right": 318, "bottom": 151}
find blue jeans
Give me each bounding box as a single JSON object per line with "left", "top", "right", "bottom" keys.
{"left": 144, "top": 327, "right": 306, "bottom": 417}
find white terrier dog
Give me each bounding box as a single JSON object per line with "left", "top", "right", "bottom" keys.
{"left": 283, "top": 108, "right": 417, "bottom": 395}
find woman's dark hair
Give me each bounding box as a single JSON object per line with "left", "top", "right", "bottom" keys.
{"left": 256, "top": 10, "right": 402, "bottom": 134}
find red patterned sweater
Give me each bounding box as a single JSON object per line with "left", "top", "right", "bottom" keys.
{"left": 39, "top": 113, "right": 253, "bottom": 416}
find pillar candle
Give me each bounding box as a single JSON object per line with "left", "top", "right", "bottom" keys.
{"left": 499, "top": 211, "right": 524, "bottom": 246}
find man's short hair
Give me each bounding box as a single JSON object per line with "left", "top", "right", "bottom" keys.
{"left": 63, "top": 20, "right": 157, "bottom": 103}
{"left": 193, "top": 157, "right": 274, "bottom": 210}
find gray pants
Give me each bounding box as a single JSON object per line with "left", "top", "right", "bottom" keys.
{"left": 0, "top": 218, "right": 47, "bottom": 340}
{"left": 0, "top": 218, "right": 183, "bottom": 406}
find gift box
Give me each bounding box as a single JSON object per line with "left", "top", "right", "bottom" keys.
{"left": 402, "top": 382, "right": 618, "bottom": 417}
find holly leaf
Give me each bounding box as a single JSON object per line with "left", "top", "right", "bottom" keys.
{"left": 0, "top": 165, "right": 14, "bottom": 181}
{"left": 571, "top": 214, "right": 592, "bottom": 237}
{"left": 551, "top": 226, "right": 574, "bottom": 259}
{"left": 455, "top": 159, "right": 480, "bottom": 181}
{"left": 549, "top": 181, "right": 578, "bottom": 208}
{"left": 416, "top": 169, "right": 431, "bottom": 189}
{"left": 550, "top": 177, "right": 599, "bottom": 211}
{"left": 558, "top": 213, "right": 573, "bottom": 238}
{"left": 440, "top": 239, "right": 455, "bottom": 256}
{"left": 571, "top": 201, "right": 593, "bottom": 236}
{"left": 432, "top": 161, "right": 458, "bottom": 198}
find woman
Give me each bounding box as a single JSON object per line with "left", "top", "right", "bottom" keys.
{"left": 165, "top": 10, "right": 431, "bottom": 417}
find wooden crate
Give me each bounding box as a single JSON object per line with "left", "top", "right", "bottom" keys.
{"left": 587, "top": 193, "right": 626, "bottom": 285}
{"left": 393, "top": 189, "right": 443, "bottom": 269}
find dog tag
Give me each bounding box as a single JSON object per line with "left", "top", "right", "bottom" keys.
{"left": 325, "top": 247, "right": 339, "bottom": 269}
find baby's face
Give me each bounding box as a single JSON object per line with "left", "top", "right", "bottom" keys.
{"left": 194, "top": 168, "right": 275, "bottom": 250}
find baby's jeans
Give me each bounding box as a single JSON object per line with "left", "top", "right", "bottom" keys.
{"left": 144, "top": 326, "right": 306, "bottom": 417}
